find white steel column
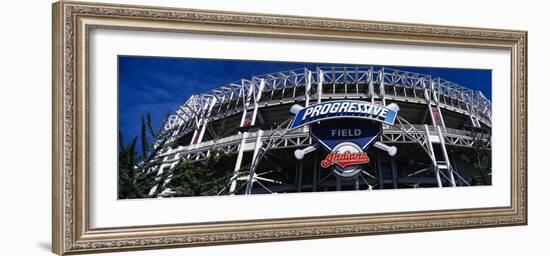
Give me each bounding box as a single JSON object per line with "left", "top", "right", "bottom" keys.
{"left": 436, "top": 126, "right": 456, "bottom": 187}
{"left": 242, "top": 79, "right": 265, "bottom": 194}
{"left": 250, "top": 79, "right": 265, "bottom": 126}
{"left": 305, "top": 69, "right": 312, "bottom": 107}
{"left": 379, "top": 68, "right": 386, "bottom": 106}
{"left": 191, "top": 95, "right": 204, "bottom": 144}
{"left": 424, "top": 125, "right": 443, "bottom": 188}
{"left": 189, "top": 96, "right": 202, "bottom": 144}
{"left": 238, "top": 79, "right": 255, "bottom": 128}
{"left": 190, "top": 129, "right": 199, "bottom": 145}
{"left": 195, "top": 97, "right": 217, "bottom": 145}
{"left": 379, "top": 69, "right": 389, "bottom": 129}
{"left": 317, "top": 69, "right": 324, "bottom": 104}
{"left": 422, "top": 78, "right": 432, "bottom": 125}
{"left": 368, "top": 67, "right": 375, "bottom": 103}
{"left": 432, "top": 78, "right": 447, "bottom": 131}
{"left": 229, "top": 136, "right": 247, "bottom": 193}
{"left": 229, "top": 81, "right": 255, "bottom": 194}
{"left": 426, "top": 79, "right": 438, "bottom": 127}
{"left": 433, "top": 83, "right": 447, "bottom": 130}
{"left": 466, "top": 103, "right": 480, "bottom": 127}
{"left": 245, "top": 130, "right": 264, "bottom": 194}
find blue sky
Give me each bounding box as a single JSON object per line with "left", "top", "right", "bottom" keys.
{"left": 118, "top": 56, "right": 491, "bottom": 146}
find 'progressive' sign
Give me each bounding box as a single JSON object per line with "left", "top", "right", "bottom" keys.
{"left": 290, "top": 100, "right": 397, "bottom": 129}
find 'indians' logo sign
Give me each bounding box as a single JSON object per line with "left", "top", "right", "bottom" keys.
{"left": 321, "top": 151, "right": 370, "bottom": 169}
{"left": 320, "top": 142, "right": 370, "bottom": 178}
{"left": 290, "top": 100, "right": 399, "bottom": 179}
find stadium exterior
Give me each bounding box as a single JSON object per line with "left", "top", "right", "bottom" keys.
{"left": 146, "top": 66, "right": 492, "bottom": 197}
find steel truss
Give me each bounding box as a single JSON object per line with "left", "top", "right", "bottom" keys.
{"left": 161, "top": 66, "right": 492, "bottom": 145}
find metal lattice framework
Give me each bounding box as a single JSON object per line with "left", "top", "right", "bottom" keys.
{"left": 156, "top": 125, "right": 485, "bottom": 164}
{"left": 149, "top": 66, "right": 492, "bottom": 196}
{"left": 162, "top": 67, "right": 491, "bottom": 143}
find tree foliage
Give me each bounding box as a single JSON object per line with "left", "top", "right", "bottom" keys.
{"left": 118, "top": 112, "right": 238, "bottom": 199}
{"left": 166, "top": 149, "right": 236, "bottom": 196}
{"left": 117, "top": 112, "right": 171, "bottom": 199}
{"left": 468, "top": 131, "right": 492, "bottom": 186}
{"left": 159, "top": 117, "right": 239, "bottom": 197}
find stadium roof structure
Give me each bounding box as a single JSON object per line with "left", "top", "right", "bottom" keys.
{"left": 162, "top": 66, "right": 491, "bottom": 142}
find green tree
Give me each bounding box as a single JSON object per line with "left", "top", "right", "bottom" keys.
{"left": 160, "top": 118, "right": 241, "bottom": 197}
{"left": 166, "top": 149, "right": 236, "bottom": 196}
{"left": 469, "top": 131, "right": 492, "bottom": 185}
{"left": 119, "top": 112, "right": 241, "bottom": 198}
{"left": 118, "top": 112, "right": 172, "bottom": 199}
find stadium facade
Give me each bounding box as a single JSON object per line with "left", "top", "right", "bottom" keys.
{"left": 145, "top": 66, "right": 492, "bottom": 197}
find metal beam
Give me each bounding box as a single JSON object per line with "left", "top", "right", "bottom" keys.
{"left": 245, "top": 130, "right": 264, "bottom": 194}
{"left": 424, "top": 125, "right": 443, "bottom": 188}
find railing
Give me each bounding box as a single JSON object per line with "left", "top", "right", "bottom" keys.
{"left": 157, "top": 127, "right": 310, "bottom": 158}
{"left": 157, "top": 124, "right": 488, "bottom": 162}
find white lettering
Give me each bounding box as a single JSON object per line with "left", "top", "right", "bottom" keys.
{"left": 365, "top": 105, "right": 373, "bottom": 115}
{"left": 297, "top": 101, "right": 394, "bottom": 124}
{"left": 331, "top": 129, "right": 363, "bottom": 137}
{"left": 378, "top": 109, "right": 388, "bottom": 120}
{"left": 338, "top": 102, "right": 350, "bottom": 113}
{"left": 302, "top": 107, "right": 314, "bottom": 120}
{"left": 320, "top": 103, "right": 331, "bottom": 115}
{"left": 357, "top": 103, "right": 366, "bottom": 113}
{"left": 311, "top": 105, "right": 322, "bottom": 117}
{"left": 372, "top": 106, "right": 382, "bottom": 117}
{"left": 329, "top": 102, "right": 340, "bottom": 113}
{"left": 348, "top": 102, "right": 357, "bottom": 112}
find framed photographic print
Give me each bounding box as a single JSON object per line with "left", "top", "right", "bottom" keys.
{"left": 52, "top": 1, "right": 527, "bottom": 255}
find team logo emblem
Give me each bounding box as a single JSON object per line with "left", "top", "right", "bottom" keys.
{"left": 320, "top": 142, "right": 369, "bottom": 178}
{"left": 290, "top": 100, "right": 400, "bottom": 179}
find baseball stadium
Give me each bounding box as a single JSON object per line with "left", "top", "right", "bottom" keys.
{"left": 120, "top": 65, "right": 492, "bottom": 198}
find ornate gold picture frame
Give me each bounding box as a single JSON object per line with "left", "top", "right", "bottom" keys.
{"left": 52, "top": 1, "right": 527, "bottom": 255}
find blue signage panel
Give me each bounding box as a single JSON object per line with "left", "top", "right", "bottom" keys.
{"left": 290, "top": 100, "right": 397, "bottom": 129}
{"left": 310, "top": 119, "right": 382, "bottom": 151}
